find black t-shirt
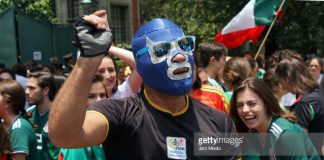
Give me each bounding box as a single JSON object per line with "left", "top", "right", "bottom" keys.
{"left": 89, "top": 90, "right": 238, "bottom": 160}
{"left": 320, "top": 77, "right": 324, "bottom": 96}
{"left": 291, "top": 89, "right": 324, "bottom": 157}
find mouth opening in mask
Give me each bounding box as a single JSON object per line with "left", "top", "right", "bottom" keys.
{"left": 173, "top": 67, "right": 189, "bottom": 75}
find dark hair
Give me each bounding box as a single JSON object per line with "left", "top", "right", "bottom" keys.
{"left": 266, "top": 49, "right": 303, "bottom": 70}
{"left": 0, "top": 124, "right": 11, "bottom": 155}
{"left": 0, "top": 79, "right": 26, "bottom": 115}
{"left": 29, "top": 65, "right": 43, "bottom": 73}
{"left": 92, "top": 74, "right": 108, "bottom": 98}
{"left": 50, "top": 60, "right": 64, "bottom": 75}
{"left": 42, "top": 65, "right": 56, "bottom": 74}
{"left": 11, "top": 63, "right": 27, "bottom": 77}
{"left": 248, "top": 58, "right": 257, "bottom": 70}
{"left": 276, "top": 58, "right": 319, "bottom": 95}
{"left": 222, "top": 57, "right": 253, "bottom": 89}
{"left": 307, "top": 56, "right": 323, "bottom": 67}
{"left": 92, "top": 73, "right": 104, "bottom": 83}
{"left": 53, "top": 75, "right": 66, "bottom": 92}
{"left": 320, "top": 76, "right": 324, "bottom": 96}
{"left": 0, "top": 80, "right": 36, "bottom": 129}
{"left": 192, "top": 54, "right": 202, "bottom": 90}
{"left": 256, "top": 54, "right": 265, "bottom": 69}
{"left": 27, "top": 72, "right": 57, "bottom": 101}
{"left": 0, "top": 63, "right": 6, "bottom": 71}
{"left": 0, "top": 68, "right": 16, "bottom": 80}
{"left": 240, "top": 51, "right": 254, "bottom": 59}
{"left": 24, "top": 60, "right": 38, "bottom": 69}
{"left": 198, "top": 41, "right": 228, "bottom": 68}
{"left": 263, "top": 67, "right": 280, "bottom": 93}
{"left": 230, "top": 78, "right": 284, "bottom": 132}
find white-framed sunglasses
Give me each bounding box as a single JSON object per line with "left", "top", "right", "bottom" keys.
{"left": 136, "top": 36, "right": 196, "bottom": 63}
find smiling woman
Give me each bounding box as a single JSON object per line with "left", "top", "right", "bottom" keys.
{"left": 230, "top": 77, "right": 320, "bottom": 159}
{"left": 230, "top": 77, "right": 284, "bottom": 133}
{"left": 97, "top": 46, "right": 142, "bottom": 99}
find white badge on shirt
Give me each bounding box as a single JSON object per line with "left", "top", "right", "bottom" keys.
{"left": 166, "top": 137, "right": 187, "bottom": 159}
{"left": 43, "top": 122, "right": 48, "bottom": 133}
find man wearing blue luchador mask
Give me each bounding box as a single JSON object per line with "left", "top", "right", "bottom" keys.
{"left": 133, "top": 18, "right": 194, "bottom": 96}
{"left": 49, "top": 10, "right": 239, "bottom": 160}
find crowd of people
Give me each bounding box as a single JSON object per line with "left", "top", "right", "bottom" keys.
{"left": 1, "top": 10, "right": 324, "bottom": 160}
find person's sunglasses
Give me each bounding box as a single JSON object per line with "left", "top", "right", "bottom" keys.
{"left": 136, "top": 36, "right": 195, "bottom": 63}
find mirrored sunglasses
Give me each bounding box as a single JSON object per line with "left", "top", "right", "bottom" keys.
{"left": 136, "top": 36, "right": 196, "bottom": 58}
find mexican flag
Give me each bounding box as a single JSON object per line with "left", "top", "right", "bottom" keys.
{"left": 214, "top": 0, "right": 283, "bottom": 49}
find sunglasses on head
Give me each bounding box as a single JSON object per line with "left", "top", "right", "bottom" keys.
{"left": 136, "top": 36, "right": 196, "bottom": 59}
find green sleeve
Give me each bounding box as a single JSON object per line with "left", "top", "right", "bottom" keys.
{"left": 59, "top": 147, "right": 105, "bottom": 160}
{"left": 10, "top": 128, "right": 30, "bottom": 155}
{"left": 59, "top": 148, "right": 88, "bottom": 160}
{"left": 275, "top": 131, "right": 320, "bottom": 160}
{"left": 241, "top": 145, "right": 260, "bottom": 160}
{"left": 42, "top": 131, "right": 60, "bottom": 160}
{"left": 44, "top": 140, "right": 60, "bottom": 160}
{"left": 89, "top": 146, "right": 105, "bottom": 160}
{"left": 240, "top": 140, "right": 260, "bottom": 160}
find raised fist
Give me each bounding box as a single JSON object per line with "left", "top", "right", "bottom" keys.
{"left": 73, "top": 10, "right": 112, "bottom": 57}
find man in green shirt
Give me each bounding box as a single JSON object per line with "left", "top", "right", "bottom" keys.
{"left": 26, "top": 72, "right": 60, "bottom": 160}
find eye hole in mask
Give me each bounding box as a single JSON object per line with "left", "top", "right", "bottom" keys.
{"left": 149, "top": 36, "right": 195, "bottom": 58}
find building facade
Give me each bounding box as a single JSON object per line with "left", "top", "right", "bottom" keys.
{"left": 55, "top": 0, "right": 139, "bottom": 44}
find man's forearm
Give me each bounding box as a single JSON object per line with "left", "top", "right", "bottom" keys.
{"left": 48, "top": 56, "right": 103, "bottom": 146}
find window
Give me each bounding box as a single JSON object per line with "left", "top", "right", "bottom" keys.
{"left": 67, "top": 0, "right": 98, "bottom": 23}
{"left": 111, "top": 4, "right": 130, "bottom": 44}
{"left": 67, "top": 0, "right": 79, "bottom": 23}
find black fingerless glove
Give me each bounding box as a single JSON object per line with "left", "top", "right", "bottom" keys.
{"left": 73, "top": 17, "right": 112, "bottom": 57}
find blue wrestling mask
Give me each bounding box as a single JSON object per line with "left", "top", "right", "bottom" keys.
{"left": 132, "top": 18, "right": 195, "bottom": 96}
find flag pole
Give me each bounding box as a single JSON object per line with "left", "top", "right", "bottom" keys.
{"left": 254, "top": 0, "right": 286, "bottom": 60}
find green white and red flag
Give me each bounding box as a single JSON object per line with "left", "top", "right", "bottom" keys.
{"left": 214, "top": 0, "right": 283, "bottom": 49}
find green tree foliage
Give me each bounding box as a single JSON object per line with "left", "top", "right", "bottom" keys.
{"left": 140, "top": 0, "right": 247, "bottom": 45}
{"left": 140, "top": 0, "right": 324, "bottom": 57}
{"left": 0, "top": 0, "right": 57, "bottom": 23}
{"left": 273, "top": 1, "right": 324, "bottom": 57}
